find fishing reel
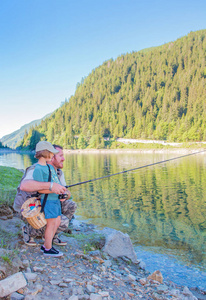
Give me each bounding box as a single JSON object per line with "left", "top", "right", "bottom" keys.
{"left": 58, "top": 193, "right": 69, "bottom": 200}
{"left": 31, "top": 192, "right": 41, "bottom": 198}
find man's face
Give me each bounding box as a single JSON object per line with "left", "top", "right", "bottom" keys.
{"left": 51, "top": 147, "right": 65, "bottom": 169}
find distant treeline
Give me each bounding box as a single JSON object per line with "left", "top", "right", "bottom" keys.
{"left": 0, "top": 141, "right": 9, "bottom": 149}
{"left": 19, "top": 29, "right": 206, "bottom": 150}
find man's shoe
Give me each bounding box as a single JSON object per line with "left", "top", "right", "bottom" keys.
{"left": 53, "top": 237, "right": 67, "bottom": 246}
{"left": 64, "top": 228, "right": 72, "bottom": 234}
{"left": 22, "top": 225, "right": 37, "bottom": 246}
{"left": 43, "top": 247, "right": 63, "bottom": 257}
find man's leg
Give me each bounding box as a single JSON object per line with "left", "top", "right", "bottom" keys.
{"left": 61, "top": 199, "right": 77, "bottom": 221}
{"left": 21, "top": 220, "right": 46, "bottom": 246}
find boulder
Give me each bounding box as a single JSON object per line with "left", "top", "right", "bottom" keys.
{"left": 0, "top": 248, "right": 24, "bottom": 279}
{"left": 0, "top": 272, "right": 27, "bottom": 297}
{"left": 101, "top": 228, "right": 138, "bottom": 263}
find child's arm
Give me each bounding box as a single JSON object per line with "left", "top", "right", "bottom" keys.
{"left": 35, "top": 182, "right": 67, "bottom": 194}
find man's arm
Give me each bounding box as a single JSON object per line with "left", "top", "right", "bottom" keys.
{"left": 20, "top": 180, "right": 67, "bottom": 194}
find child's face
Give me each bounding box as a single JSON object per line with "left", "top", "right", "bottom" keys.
{"left": 46, "top": 152, "right": 54, "bottom": 162}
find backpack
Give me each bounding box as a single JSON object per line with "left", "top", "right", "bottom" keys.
{"left": 13, "top": 164, "right": 36, "bottom": 213}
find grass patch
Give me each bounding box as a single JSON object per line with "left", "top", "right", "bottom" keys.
{"left": 64, "top": 232, "right": 105, "bottom": 252}
{"left": 0, "top": 166, "right": 23, "bottom": 206}
{"left": 0, "top": 228, "right": 17, "bottom": 248}
{"left": 1, "top": 255, "right": 12, "bottom": 265}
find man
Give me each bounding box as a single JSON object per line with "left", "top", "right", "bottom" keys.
{"left": 13, "top": 144, "right": 77, "bottom": 246}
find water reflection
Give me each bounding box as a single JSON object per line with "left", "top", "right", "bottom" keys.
{"left": 0, "top": 152, "right": 36, "bottom": 169}
{"left": 62, "top": 152, "right": 206, "bottom": 272}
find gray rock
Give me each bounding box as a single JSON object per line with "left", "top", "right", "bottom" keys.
{"left": 24, "top": 272, "right": 37, "bottom": 282}
{"left": 64, "top": 277, "right": 75, "bottom": 283}
{"left": 103, "top": 260, "right": 112, "bottom": 268}
{"left": 139, "top": 260, "right": 146, "bottom": 270}
{"left": 183, "top": 286, "right": 198, "bottom": 299}
{"left": 127, "top": 274, "right": 136, "bottom": 281}
{"left": 22, "top": 260, "right": 30, "bottom": 268}
{"left": 98, "top": 291, "right": 109, "bottom": 297}
{"left": 59, "top": 282, "right": 68, "bottom": 287}
{"left": 169, "top": 289, "right": 181, "bottom": 297}
{"left": 35, "top": 284, "right": 43, "bottom": 293}
{"left": 69, "top": 295, "right": 79, "bottom": 300}
{"left": 0, "top": 272, "right": 27, "bottom": 297}
{"left": 10, "top": 292, "right": 25, "bottom": 300}
{"left": 101, "top": 228, "right": 138, "bottom": 263}
{"left": 90, "top": 294, "right": 102, "bottom": 300}
{"left": 78, "top": 295, "right": 90, "bottom": 300}
{"left": 50, "top": 279, "right": 62, "bottom": 285}
{"left": 87, "top": 284, "right": 96, "bottom": 293}
{"left": 151, "top": 292, "right": 164, "bottom": 300}
{"left": 25, "top": 267, "right": 32, "bottom": 273}
{"left": 156, "top": 285, "right": 169, "bottom": 293}
{"left": 33, "top": 266, "right": 44, "bottom": 273}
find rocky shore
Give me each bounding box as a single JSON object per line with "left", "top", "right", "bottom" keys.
{"left": 0, "top": 212, "right": 205, "bottom": 300}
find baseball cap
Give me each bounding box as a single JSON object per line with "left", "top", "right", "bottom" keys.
{"left": 35, "top": 141, "right": 59, "bottom": 154}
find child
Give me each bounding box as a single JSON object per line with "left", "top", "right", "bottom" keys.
{"left": 33, "top": 141, "right": 65, "bottom": 257}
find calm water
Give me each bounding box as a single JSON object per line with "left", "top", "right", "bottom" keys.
{"left": 1, "top": 151, "right": 206, "bottom": 289}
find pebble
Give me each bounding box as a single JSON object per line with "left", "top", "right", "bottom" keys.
{"left": 33, "top": 266, "right": 44, "bottom": 272}
{"left": 23, "top": 273, "right": 37, "bottom": 282}
{"left": 127, "top": 274, "right": 136, "bottom": 281}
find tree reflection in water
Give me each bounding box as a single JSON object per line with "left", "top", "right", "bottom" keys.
{"left": 63, "top": 152, "right": 206, "bottom": 271}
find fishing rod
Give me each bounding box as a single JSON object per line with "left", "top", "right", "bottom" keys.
{"left": 65, "top": 149, "right": 206, "bottom": 189}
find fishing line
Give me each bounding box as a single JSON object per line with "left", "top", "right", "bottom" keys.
{"left": 66, "top": 149, "right": 206, "bottom": 188}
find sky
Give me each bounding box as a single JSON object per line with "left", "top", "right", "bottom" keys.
{"left": 0, "top": 0, "right": 206, "bottom": 139}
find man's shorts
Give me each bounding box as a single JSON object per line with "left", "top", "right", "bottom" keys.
{"left": 41, "top": 199, "right": 62, "bottom": 219}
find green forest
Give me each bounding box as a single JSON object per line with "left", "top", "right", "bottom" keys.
{"left": 19, "top": 29, "right": 206, "bottom": 150}
{"left": 0, "top": 141, "right": 9, "bottom": 149}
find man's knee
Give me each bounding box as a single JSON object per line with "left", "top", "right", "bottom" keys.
{"left": 59, "top": 215, "right": 69, "bottom": 231}
{"left": 61, "top": 200, "right": 77, "bottom": 219}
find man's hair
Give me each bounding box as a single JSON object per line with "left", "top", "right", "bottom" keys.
{"left": 53, "top": 144, "right": 63, "bottom": 150}
{"left": 35, "top": 150, "right": 52, "bottom": 159}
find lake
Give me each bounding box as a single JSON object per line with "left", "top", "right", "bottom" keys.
{"left": 0, "top": 150, "right": 206, "bottom": 290}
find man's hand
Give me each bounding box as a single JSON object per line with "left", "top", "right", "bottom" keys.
{"left": 51, "top": 183, "right": 67, "bottom": 194}
{"left": 65, "top": 189, "right": 71, "bottom": 199}
{"left": 59, "top": 189, "right": 71, "bottom": 202}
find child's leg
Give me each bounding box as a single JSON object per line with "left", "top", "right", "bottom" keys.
{"left": 53, "top": 216, "right": 61, "bottom": 238}
{"left": 44, "top": 218, "right": 57, "bottom": 249}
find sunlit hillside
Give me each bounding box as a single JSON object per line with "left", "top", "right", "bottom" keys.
{"left": 20, "top": 30, "right": 206, "bottom": 150}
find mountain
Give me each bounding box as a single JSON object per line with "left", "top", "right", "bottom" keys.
{"left": 20, "top": 30, "right": 206, "bottom": 150}
{"left": 0, "top": 113, "right": 52, "bottom": 149}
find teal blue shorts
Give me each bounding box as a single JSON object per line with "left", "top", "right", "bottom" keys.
{"left": 41, "top": 199, "right": 62, "bottom": 219}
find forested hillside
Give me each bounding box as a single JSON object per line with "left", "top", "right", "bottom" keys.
{"left": 20, "top": 30, "right": 206, "bottom": 150}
